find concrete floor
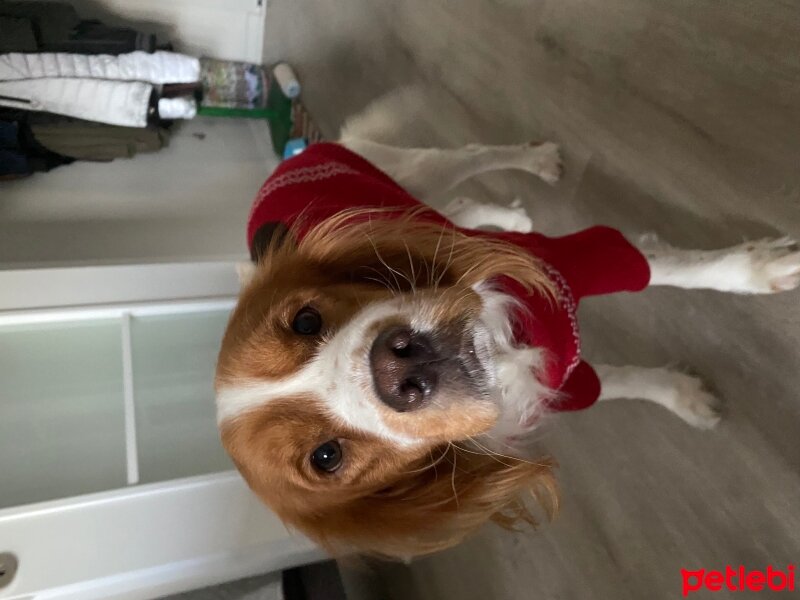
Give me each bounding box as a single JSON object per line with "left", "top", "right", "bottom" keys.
{"left": 264, "top": 2, "right": 800, "bottom": 599}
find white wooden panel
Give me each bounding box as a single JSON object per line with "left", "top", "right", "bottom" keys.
{"left": 0, "top": 262, "right": 240, "bottom": 312}
{"left": 0, "top": 474, "right": 321, "bottom": 600}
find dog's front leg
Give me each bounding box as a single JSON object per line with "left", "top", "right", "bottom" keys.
{"left": 596, "top": 364, "right": 721, "bottom": 429}
{"left": 339, "top": 138, "right": 563, "bottom": 202}
{"left": 638, "top": 234, "right": 800, "bottom": 294}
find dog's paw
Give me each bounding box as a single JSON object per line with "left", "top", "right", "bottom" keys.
{"left": 671, "top": 373, "right": 722, "bottom": 430}
{"left": 527, "top": 141, "right": 563, "bottom": 185}
{"left": 743, "top": 237, "right": 800, "bottom": 293}
{"left": 636, "top": 232, "right": 666, "bottom": 253}
{"left": 443, "top": 196, "right": 533, "bottom": 232}
{"left": 505, "top": 198, "right": 534, "bottom": 233}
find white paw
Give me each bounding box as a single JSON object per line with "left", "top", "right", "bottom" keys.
{"left": 670, "top": 373, "right": 721, "bottom": 430}
{"left": 443, "top": 196, "right": 533, "bottom": 232}
{"left": 743, "top": 237, "right": 800, "bottom": 293}
{"left": 528, "top": 141, "right": 563, "bottom": 185}
{"left": 505, "top": 198, "right": 534, "bottom": 233}
{"left": 636, "top": 232, "right": 663, "bottom": 250}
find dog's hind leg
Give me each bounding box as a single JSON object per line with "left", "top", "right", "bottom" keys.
{"left": 338, "top": 137, "right": 563, "bottom": 202}
{"left": 638, "top": 234, "right": 800, "bottom": 294}
{"left": 596, "top": 364, "right": 721, "bottom": 429}
{"left": 439, "top": 197, "right": 534, "bottom": 232}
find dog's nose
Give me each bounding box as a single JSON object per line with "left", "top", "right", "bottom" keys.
{"left": 370, "top": 327, "right": 440, "bottom": 412}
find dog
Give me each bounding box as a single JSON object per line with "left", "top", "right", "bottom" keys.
{"left": 215, "top": 102, "right": 800, "bottom": 559}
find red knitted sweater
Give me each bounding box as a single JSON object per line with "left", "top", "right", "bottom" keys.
{"left": 248, "top": 143, "right": 650, "bottom": 412}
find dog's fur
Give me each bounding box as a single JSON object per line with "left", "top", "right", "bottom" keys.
{"left": 216, "top": 93, "right": 800, "bottom": 559}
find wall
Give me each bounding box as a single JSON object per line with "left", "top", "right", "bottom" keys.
{"left": 0, "top": 118, "right": 278, "bottom": 268}
{"left": 12, "top": 0, "right": 266, "bottom": 63}
{"left": 0, "top": 0, "right": 274, "bottom": 269}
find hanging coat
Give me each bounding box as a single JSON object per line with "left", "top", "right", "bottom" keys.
{"left": 0, "top": 51, "right": 200, "bottom": 84}
{"left": 0, "top": 78, "right": 152, "bottom": 127}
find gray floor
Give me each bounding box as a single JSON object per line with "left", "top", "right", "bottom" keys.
{"left": 161, "top": 573, "right": 282, "bottom": 600}
{"left": 263, "top": 2, "right": 800, "bottom": 599}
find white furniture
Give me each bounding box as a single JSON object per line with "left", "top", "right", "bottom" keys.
{"left": 0, "top": 474, "right": 320, "bottom": 600}
{"left": 0, "top": 263, "right": 322, "bottom": 599}
{"left": 0, "top": 2, "right": 306, "bottom": 593}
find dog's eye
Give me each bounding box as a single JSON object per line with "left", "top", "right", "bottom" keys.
{"left": 292, "top": 307, "right": 322, "bottom": 335}
{"left": 310, "top": 440, "right": 342, "bottom": 473}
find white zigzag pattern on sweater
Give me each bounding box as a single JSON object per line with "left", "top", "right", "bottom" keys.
{"left": 249, "top": 161, "right": 360, "bottom": 223}
{"left": 541, "top": 262, "right": 581, "bottom": 386}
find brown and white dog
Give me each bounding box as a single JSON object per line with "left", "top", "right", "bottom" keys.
{"left": 215, "top": 101, "right": 800, "bottom": 559}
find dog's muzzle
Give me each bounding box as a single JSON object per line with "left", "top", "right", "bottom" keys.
{"left": 370, "top": 327, "right": 440, "bottom": 412}
{"left": 369, "top": 323, "right": 486, "bottom": 412}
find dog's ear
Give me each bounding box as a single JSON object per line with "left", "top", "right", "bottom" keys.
{"left": 235, "top": 262, "right": 257, "bottom": 287}
{"left": 292, "top": 445, "right": 558, "bottom": 559}
{"left": 237, "top": 222, "right": 296, "bottom": 288}
{"left": 250, "top": 222, "right": 294, "bottom": 263}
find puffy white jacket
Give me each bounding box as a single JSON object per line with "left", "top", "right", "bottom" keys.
{"left": 0, "top": 51, "right": 201, "bottom": 126}
{"left": 0, "top": 79, "right": 152, "bottom": 127}
{"left": 0, "top": 51, "right": 200, "bottom": 84}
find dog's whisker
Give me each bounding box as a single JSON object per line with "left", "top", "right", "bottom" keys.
{"left": 363, "top": 274, "right": 398, "bottom": 296}
{"left": 474, "top": 429, "right": 528, "bottom": 453}
{"left": 365, "top": 231, "right": 407, "bottom": 291}
{"left": 450, "top": 442, "right": 460, "bottom": 509}
{"left": 403, "top": 445, "right": 452, "bottom": 475}
{"left": 452, "top": 441, "right": 518, "bottom": 469}
{"left": 433, "top": 228, "right": 459, "bottom": 292}
{"left": 403, "top": 240, "right": 418, "bottom": 294}
{"left": 420, "top": 256, "right": 433, "bottom": 290}
{"left": 462, "top": 436, "right": 551, "bottom": 469}
{"left": 429, "top": 222, "right": 450, "bottom": 288}
{"left": 361, "top": 264, "right": 401, "bottom": 294}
